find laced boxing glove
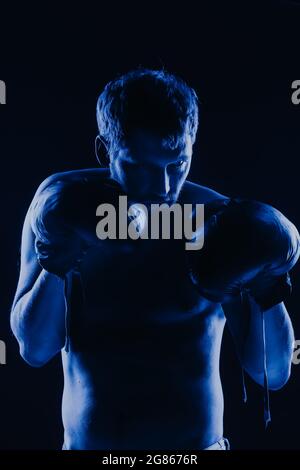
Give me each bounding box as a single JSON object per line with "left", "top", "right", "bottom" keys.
{"left": 30, "top": 175, "right": 125, "bottom": 278}
{"left": 187, "top": 198, "right": 300, "bottom": 310}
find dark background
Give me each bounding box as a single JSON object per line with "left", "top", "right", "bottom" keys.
{"left": 1, "top": 0, "right": 300, "bottom": 450}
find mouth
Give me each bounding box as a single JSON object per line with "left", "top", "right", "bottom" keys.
{"left": 126, "top": 191, "right": 177, "bottom": 206}
{"left": 145, "top": 199, "right": 172, "bottom": 204}
{"left": 138, "top": 196, "right": 177, "bottom": 205}
{"left": 137, "top": 201, "right": 177, "bottom": 210}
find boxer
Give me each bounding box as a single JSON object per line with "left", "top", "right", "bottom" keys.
{"left": 11, "top": 69, "right": 300, "bottom": 450}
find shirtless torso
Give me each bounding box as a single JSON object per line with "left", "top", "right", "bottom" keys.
{"left": 55, "top": 169, "right": 227, "bottom": 450}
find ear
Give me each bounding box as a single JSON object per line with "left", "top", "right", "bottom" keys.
{"left": 95, "top": 135, "right": 110, "bottom": 167}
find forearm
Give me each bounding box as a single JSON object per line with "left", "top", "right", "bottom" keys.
{"left": 224, "top": 292, "right": 295, "bottom": 389}
{"left": 242, "top": 297, "right": 294, "bottom": 389}
{"left": 11, "top": 269, "right": 66, "bottom": 366}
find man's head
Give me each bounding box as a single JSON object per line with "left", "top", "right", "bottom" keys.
{"left": 96, "top": 69, "right": 199, "bottom": 203}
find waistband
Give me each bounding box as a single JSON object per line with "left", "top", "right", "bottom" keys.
{"left": 62, "top": 438, "right": 231, "bottom": 451}
{"left": 203, "top": 437, "right": 230, "bottom": 450}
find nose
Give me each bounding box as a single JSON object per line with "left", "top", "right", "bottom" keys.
{"left": 152, "top": 168, "right": 170, "bottom": 199}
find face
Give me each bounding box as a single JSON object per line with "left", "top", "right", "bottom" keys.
{"left": 109, "top": 129, "right": 193, "bottom": 204}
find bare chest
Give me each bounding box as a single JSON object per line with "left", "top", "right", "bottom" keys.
{"left": 66, "top": 239, "right": 221, "bottom": 356}
{"left": 74, "top": 239, "right": 207, "bottom": 325}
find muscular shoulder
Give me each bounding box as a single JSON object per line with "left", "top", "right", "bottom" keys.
{"left": 35, "top": 168, "right": 110, "bottom": 195}
{"left": 180, "top": 180, "right": 229, "bottom": 204}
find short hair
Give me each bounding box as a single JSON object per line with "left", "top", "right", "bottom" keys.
{"left": 96, "top": 69, "right": 199, "bottom": 155}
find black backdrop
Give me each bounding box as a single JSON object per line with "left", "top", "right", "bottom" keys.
{"left": 1, "top": 1, "right": 300, "bottom": 450}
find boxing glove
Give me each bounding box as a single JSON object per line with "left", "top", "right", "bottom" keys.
{"left": 30, "top": 175, "right": 125, "bottom": 278}
{"left": 187, "top": 198, "right": 300, "bottom": 310}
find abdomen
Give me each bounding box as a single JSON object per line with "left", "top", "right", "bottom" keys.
{"left": 61, "top": 308, "right": 225, "bottom": 450}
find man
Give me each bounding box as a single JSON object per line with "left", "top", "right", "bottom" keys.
{"left": 10, "top": 69, "right": 300, "bottom": 450}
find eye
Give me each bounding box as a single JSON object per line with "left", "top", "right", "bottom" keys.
{"left": 169, "top": 159, "right": 186, "bottom": 170}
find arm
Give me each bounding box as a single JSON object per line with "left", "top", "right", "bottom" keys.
{"left": 187, "top": 197, "right": 299, "bottom": 389}
{"left": 222, "top": 294, "right": 295, "bottom": 390}
{"left": 10, "top": 180, "right": 66, "bottom": 367}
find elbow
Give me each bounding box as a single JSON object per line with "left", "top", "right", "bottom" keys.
{"left": 21, "top": 353, "right": 47, "bottom": 368}
{"left": 267, "top": 367, "right": 291, "bottom": 391}
{"left": 19, "top": 341, "right": 52, "bottom": 368}
{"left": 10, "top": 311, "right": 61, "bottom": 368}
{"left": 10, "top": 317, "right": 47, "bottom": 367}
{"left": 246, "top": 365, "right": 291, "bottom": 391}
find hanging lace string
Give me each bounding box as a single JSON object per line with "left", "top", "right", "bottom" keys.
{"left": 240, "top": 290, "right": 271, "bottom": 426}
{"left": 261, "top": 308, "right": 271, "bottom": 427}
